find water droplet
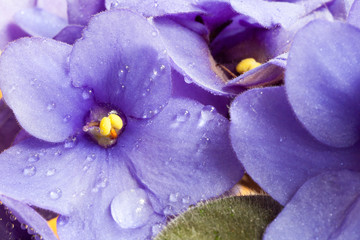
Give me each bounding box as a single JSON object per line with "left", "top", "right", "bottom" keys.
{"left": 29, "top": 78, "right": 38, "bottom": 87}
{"left": 279, "top": 137, "right": 286, "bottom": 143}
{"left": 110, "top": 1, "right": 119, "bottom": 9}
{"left": 110, "top": 188, "right": 153, "bottom": 229}
{"left": 160, "top": 65, "right": 166, "bottom": 71}
{"left": 32, "top": 234, "right": 42, "bottom": 240}
{"left": 82, "top": 89, "right": 93, "bottom": 100}
{"left": 27, "top": 227, "right": 36, "bottom": 235}
{"left": 83, "top": 164, "right": 91, "bottom": 172}
{"left": 23, "top": 165, "right": 36, "bottom": 177}
{"left": 46, "top": 168, "right": 56, "bottom": 176}
{"left": 9, "top": 214, "right": 16, "bottom": 221}
{"left": 28, "top": 153, "right": 40, "bottom": 163}
{"left": 182, "top": 196, "right": 191, "bottom": 204}
{"left": 152, "top": 31, "right": 158, "bottom": 37}
{"left": 163, "top": 205, "right": 175, "bottom": 216}
{"left": 188, "top": 62, "right": 195, "bottom": 68}
{"left": 91, "top": 173, "right": 108, "bottom": 192}
{"left": 169, "top": 193, "right": 179, "bottom": 202}
{"left": 86, "top": 153, "right": 96, "bottom": 162}
{"left": 6, "top": 222, "right": 14, "bottom": 230}
{"left": 49, "top": 188, "right": 62, "bottom": 200}
{"left": 54, "top": 150, "right": 62, "bottom": 156}
{"left": 47, "top": 102, "right": 56, "bottom": 111}
{"left": 184, "top": 77, "right": 193, "bottom": 84}
{"left": 58, "top": 215, "right": 69, "bottom": 226}
{"left": 174, "top": 109, "right": 190, "bottom": 123}
{"left": 197, "top": 135, "right": 211, "bottom": 154}
{"left": 63, "top": 114, "right": 72, "bottom": 123}
{"left": 152, "top": 223, "right": 163, "bottom": 236}
{"left": 64, "top": 136, "right": 77, "bottom": 149}
{"left": 198, "top": 105, "right": 216, "bottom": 127}
{"left": 20, "top": 223, "right": 28, "bottom": 230}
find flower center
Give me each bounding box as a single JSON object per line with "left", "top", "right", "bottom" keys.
{"left": 83, "top": 105, "right": 126, "bottom": 148}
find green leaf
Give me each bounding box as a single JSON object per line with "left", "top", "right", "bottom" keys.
{"left": 155, "top": 195, "right": 283, "bottom": 240}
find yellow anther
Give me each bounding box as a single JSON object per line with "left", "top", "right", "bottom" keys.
{"left": 109, "top": 114, "right": 123, "bottom": 130}
{"left": 0, "top": 89, "right": 2, "bottom": 100}
{"left": 236, "top": 58, "right": 261, "bottom": 74}
{"left": 99, "top": 117, "right": 111, "bottom": 136}
{"left": 47, "top": 216, "right": 59, "bottom": 239}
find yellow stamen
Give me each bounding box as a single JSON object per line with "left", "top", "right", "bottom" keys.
{"left": 99, "top": 117, "right": 111, "bottom": 136}
{"left": 236, "top": 58, "right": 261, "bottom": 74}
{"left": 110, "top": 128, "right": 118, "bottom": 139}
{"left": 0, "top": 89, "right": 2, "bottom": 100}
{"left": 47, "top": 216, "right": 59, "bottom": 239}
{"left": 109, "top": 113, "right": 123, "bottom": 130}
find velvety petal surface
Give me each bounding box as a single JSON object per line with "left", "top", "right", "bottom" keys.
{"left": 0, "top": 38, "right": 92, "bottom": 142}
{"left": 171, "top": 70, "right": 231, "bottom": 117}
{"left": 118, "top": 98, "right": 243, "bottom": 214}
{"left": 105, "top": 0, "right": 203, "bottom": 17}
{"left": 154, "top": 17, "right": 228, "bottom": 95}
{"left": 230, "top": 87, "right": 360, "bottom": 205}
{"left": 37, "top": 0, "right": 68, "bottom": 20}
{"left": 264, "top": 170, "right": 360, "bottom": 240}
{"left": 348, "top": 0, "right": 360, "bottom": 28}
{"left": 54, "top": 24, "right": 84, "bottom": 45}
{"left": 0, "top": 195, "right": 58, "bottom": 240}
{"left": 70, "top": 10, "right": 171, "bottom": 119}
{"left": 0, "top": 0, "right": 35, "bottom": 49}
{"left": 67, "top": 0, "right": 105, "bottom": 25}
{"left": 286, "top": 20, "right": 360, "bottom": 148}
{"left": 0, "top": 101, "right": 20, "bottom": 152}
{"left": 14, "top": 7, "right": 67, "bottom": 38}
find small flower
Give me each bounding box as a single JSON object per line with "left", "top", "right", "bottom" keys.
{"left": 0, "top": 10, "right": 242, "bottom": 239}
{"left": 230, "top": 20, "right": 360, "bottom": 238}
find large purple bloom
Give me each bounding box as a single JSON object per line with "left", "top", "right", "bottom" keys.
{"left": 230, "top": 20, "right": 360, "bottom": 238}
{"left": 0, "top": 9, "right": 242, "bottom": 239}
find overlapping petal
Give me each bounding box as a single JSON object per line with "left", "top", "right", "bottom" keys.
{"left": 264, "top": 170, "right": 360, "bottom": 240}
{"left": 230, "top": 87, "right": 360, "bottom": 205}
{"left": 0, "top": 195, "right": 58, "bottom": 240}
{"left": 67, "top": 0, "right": 105, "bottom": 25}
{"left": 348, "top": 0, "right": 360, "bottom": 28}
{"left": 286, "top": 20, "right": 360, "bottom": 148}
{"left": 0, "top": 101, "right": 20, "bottom": 152}
{"left": 13, "top": 7, "right": 67, "bottom": 38}
{"left": 0, "top": 38, "right": 92, "bottom": 142}
{"left": 54, "top": 25, "right": 84, "bottom": 45}
{"left": 153, "top": 17, "right": 228, "bottom": 95}
{"left": 70, "top": 10, "right": 172, "bottom": 119}
{"left": 119, "top": 98, "right": 243, "bottom": 213}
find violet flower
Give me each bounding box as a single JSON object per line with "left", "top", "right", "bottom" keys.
{"left": 0, "top": 9, "right": 242, "bottom": 239}
{"left": 230, "top": 20, "right": 360, "bottom": 238}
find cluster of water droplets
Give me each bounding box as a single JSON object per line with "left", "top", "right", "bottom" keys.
{"left": 91, "top": 171, "right": 108, "bottom": 193}
{"left": 170, "top": 109, "right": 191, "bottom": 128}
{"left": 110, "top": 188, "right": 154, "bottom": 229}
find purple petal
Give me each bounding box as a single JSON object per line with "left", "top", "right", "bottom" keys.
{"left": 286, "top": 20, "right": 360, "bottom": 148}
{"left": 264, "top": 170, "right": 360, "bottom": 240}
{"left": 14, "top": 7, "right": 67, "bottom": 38}
{"left": 70, "top": 10, "right": 172, "bottom": 119}
{"left": 230, "top": 0, "right": 305, "bottom": 28}
{"left": 154, "top": 17, "right": 228, "bottom": 95}
{"left": 54, "top": 24, "right": 84, "bottom": 45}
{"left": 105, "top": 0, "right": 203, "bottom": 17}
{"left": 0, "top": 101, "right": 20, "bottom": 152}
{"left": 67, "top": 0, "right": 105, "bottom": 25}
{"left": 119, "top": 98, "right": 243, "bottom": 213}
{"left": 0, "top": 38, "right": 93, "bottom": 142}
{"left": 327, "top": 0, "right": 355, "bottom": 19}
{"left": 225, "top": 53, "right": 287, "bottom": 89}
{"left": 0, "top": 195, "right": 58, "bottom": 240}
{"left": 0, "top": 0, "right": 35, "bottom": 49}
{"left": 37, "top": 0, "right": 68, "bottom": 20}
{"left": 229, "top": 87, "right": 360, "bottom": 205}
{"left": 171, "top": 70, "right": 231, "bottom": 117}
{"left": 348, "top": 0, "right": 360, "bottom": 28}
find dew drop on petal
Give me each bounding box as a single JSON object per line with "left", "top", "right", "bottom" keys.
{"left": 46, "top": 102, "right": 56, "bottom": 111}
{"left": 23, "top": 165, "right": 36, "bottom": 177}
{"left": 160, "top": 65, "right": 166, "bottom": 71}
{"left": 27, "top": 153, "right": 40, "bottom": 163}
{"left": 49, "top": 188, "right": 62, "bottom": 200}
{"left": 198, "top": 105, "right": 216, "bottom": 127}
{"left": 152, "top": 223, "right": 163, "bottom": 237}
{"left": 184, "top": 77, "right": 193, "bottom": 84}
{"left": 110, "top": 188, "right": 153, "bottom": 229}
{"left": 63, "top": 114, "right": 72, "bottom": 123}
{"left": 46, "top": 168, "right": 56, "bottom": 176}
{"left": 169, "top": 193, "right": 179, "bottom": 202}
{"left": 20, "top": 223, "right": 28, "bottom": 230}
{"left": 86, "top": 153, "right": 96, "bottom": 162}
{"left": 182, "top": 196, "right": 191, "bottom": 204}
{"left": 82, "top": 89, "right": 93, "bottom": 100}
{"left": 27, "top": 227, "right": 36, "bottom": 235}
{"left": 152, "top": 31, "right": 158, "bottom": 37}
{"left": 163, "top": 205, "right": 175, "bottom": 216}
{"left": 174, "top": 109, "right": 190, "bottom": 123}
{"left": 6, "top": 222, "right": 14, "bottom": 230}
{"left": 64, "top": 136, "right": 77, "bottom": 149}
{"left": 57, "top": 215, "right": 69, "bottom": 226}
